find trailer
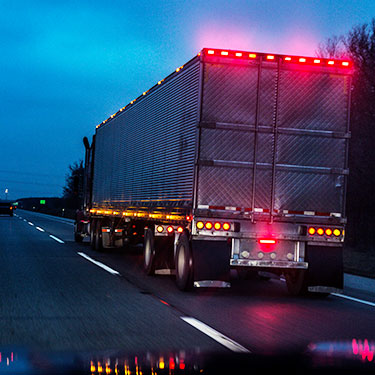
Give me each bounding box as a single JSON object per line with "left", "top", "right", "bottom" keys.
{"left": 76, "top": 48, "right": 353, "bottom": 295}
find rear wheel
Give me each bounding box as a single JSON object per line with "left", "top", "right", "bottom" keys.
{"left": 143, "top": 228, "right": 156, "bottom": 275}
{"left": 95, "top": 220, "right": 103, "bottom": 251}
{"left": 90, "top": 220, "right": 96, "bottom": 250}
{"left": 175, "top": 233, "right": 193, "bottom": 291}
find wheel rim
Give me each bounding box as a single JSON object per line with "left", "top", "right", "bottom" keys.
{"left": 144, "top": 238, "right": 152, "bottom": 267}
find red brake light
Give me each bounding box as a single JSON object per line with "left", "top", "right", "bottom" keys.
{"left": 317, "top": 228, "right": 324, "bottom": 235}
{"left": 214, "top": 222, "right": 221, "bottom": 230}
{"left": 167, "top": 226, "right": 174, "bottom": 233}
{"left": 259, "top": 239, "right": 276, "bottom": 244}
{"left": 308, "top": 227, "right": 316, "bottom": 235}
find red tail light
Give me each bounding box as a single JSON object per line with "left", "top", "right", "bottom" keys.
{"left": 317, "top": 228, "right": 324, "bottom": 235}
{"left": 205, "top": 222, "right": 213, "bottom": 230}
{"left": 167, "top": 226, "right": 174, "bottom": 233}
{"left": 214, "top": 222, "right": 221, "bottom": 230}
{"left": 177, "top": 226, "right": 183, "bottom": 233}
{"left": 308, "top": 227, "right": 316, "bottom": 235}
{"left": 222, "top": 222, "right": 230, "bottom": 231}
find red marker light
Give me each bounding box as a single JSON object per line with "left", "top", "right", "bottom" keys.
{"left": 167, "top": 226, "right": 174, "bottom": 233}
{"left": 313, "top": 59, "right": 321, "bottom": 64}
{"left": 259, "top": 239, "right": 276, "bottom": 244}
{"left": 342, "top": 61, "right": 349, "bottom": 67}
{"left": 266, "top": 55, "right": 275, "bottom": 60}
{"left": 207, "top": 49, "right": 215, "bottom": 55}
{"left": 299, "top": 57, "right": 306, "bottom": 63}
{"left": 328, "top": 60, "right": 335, "bottom": 65}
{"left": 221, "top": 51, "right": 229, "bottom": 56}
{"left": 249, "top": 53, "right": 257, "bottom": 59}
{"left": 284, "top": 56, "right": 292, "bottom": 61}
{"left": 235, "top": 52, "right": 242, "bottom": 57}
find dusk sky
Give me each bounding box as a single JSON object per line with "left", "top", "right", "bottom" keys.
{"left": 2, "top": 0, "right": 375, "bottom": 200}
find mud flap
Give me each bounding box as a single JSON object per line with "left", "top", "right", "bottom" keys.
{"left": 306, "top": 245, "right": 343, "bottom": 291}
{"left": 154, "top": 236, "right": 175, "bottom": 270}
{"left": 191, "top": 240, "right": 231, "bottom": 287}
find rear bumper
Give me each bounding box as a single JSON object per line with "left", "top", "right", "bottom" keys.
{"left": 231, "top": 259, "right": 308, "bottom": 269}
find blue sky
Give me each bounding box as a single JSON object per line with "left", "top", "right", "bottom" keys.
{"left": 1, "top": 0, "right": 375, "bottom": 199}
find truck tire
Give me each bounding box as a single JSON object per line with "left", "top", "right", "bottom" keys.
{"left": 285, "top": 269, "right": 308, "bottom": 296}
{"left": 143, "top": 228, "right": 155, "bottom": 275}
{"left": 175, "top": 232, "right": 193, "bottom": 291}
{"left": 90, "top": 220, "right": 96, "bottom": 250}
{"left": 74, "top": 224, "right": 83, "bottom": 243}
{"left": 95, "top": 220, "right": 103, "bottom": 251}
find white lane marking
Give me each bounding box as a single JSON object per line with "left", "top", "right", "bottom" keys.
{"left": 77, "top": 252, "right": 120, "bottom": 276}
{"left": 23, "top": 219, "right": 27, "bottom": 222}
{"left": 28, "top": 222, "right": 34, "bottom": 226}
{"left": 35, "top": 226, "right": 45, "bottom": 232}
{"left": 332, "top": 293, "right": 375, "bottom": 307}
{"left": 49, "top": 235, "right": 65, "bottom": 244}
{"left": 181, "top": 317, "right": 250, "bottom": 353}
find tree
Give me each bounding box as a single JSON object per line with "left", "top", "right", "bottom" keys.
{"left": 62, "top": 160, "right": 84, "bottom": 208}
{"left": 318, "top": 19, "right": 375, "bottom": 249}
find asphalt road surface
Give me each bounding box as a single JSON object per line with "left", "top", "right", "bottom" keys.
{"left": 1, "top": 209, "right": 375, "bottom": 355}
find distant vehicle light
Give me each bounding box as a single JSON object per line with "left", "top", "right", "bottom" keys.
{"left": 156, "top": 226, "right": 164, "bottom": 233}
{"left": 205, "top": 222, "right": 213, "bottom": 230}
{"left": 308, "top": 227, "right": 316, "bottom": 235}
{"left": 196, "top": 221, "right": 204, "bottom": 230}
{"left": 317, "top": 228, "right": 324, "bottom": 235}
{"left": 214, "top": 222, "right": 221, "bottom": 230}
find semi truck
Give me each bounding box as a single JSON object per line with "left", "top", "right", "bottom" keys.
{"left": 76, "top": 48, "right": 353, "bottom": 295}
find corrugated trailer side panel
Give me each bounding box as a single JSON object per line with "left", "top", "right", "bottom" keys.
{"left": 92, "top": 58, "right": 201, "bottom": 210}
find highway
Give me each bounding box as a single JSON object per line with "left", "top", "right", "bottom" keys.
{"left": 2, "top": 209, "right": 375, "bottom": 355}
